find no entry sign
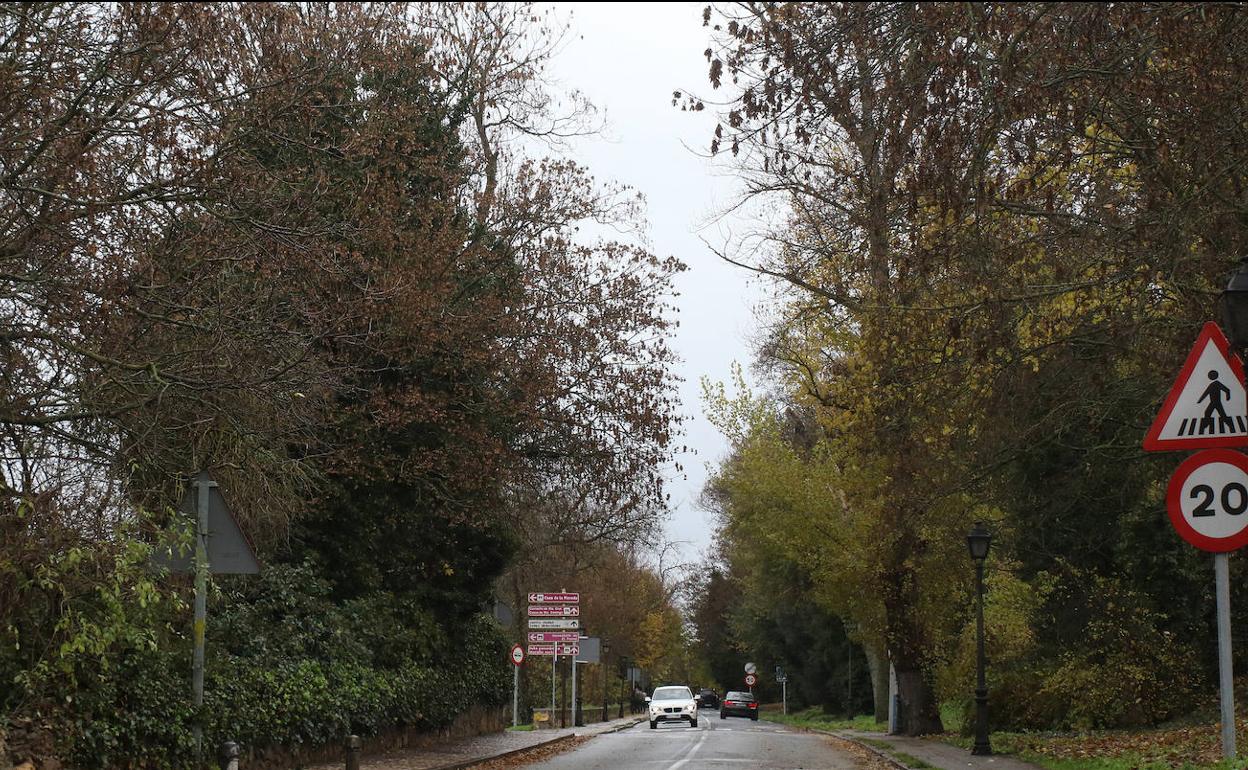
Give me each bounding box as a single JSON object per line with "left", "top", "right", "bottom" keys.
{"left": 1167, "top": 449, "right": 1248, "bottom": 552}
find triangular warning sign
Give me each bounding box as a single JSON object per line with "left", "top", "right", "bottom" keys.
{"left": 151, "top": 471, "right": 261, "bottom": 574}
{"left": 1144, "top": 322, "right": 1248, "bottom": 451}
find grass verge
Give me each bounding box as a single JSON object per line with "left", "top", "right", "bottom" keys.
{"left": 761, "top": 707, "right": 887, "bottom": 732}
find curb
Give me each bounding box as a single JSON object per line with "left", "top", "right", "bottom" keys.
{"left": 828, "top": 731, "right": 913, "bottom": 770}
{"left": 426, "top": 717, "right": 642, "bottom": 770}
{"left": 600, "top": 717, "right": 645, "bottom": 733}
{"left": 427, "top": 733, "right": 576, "bottom": 770}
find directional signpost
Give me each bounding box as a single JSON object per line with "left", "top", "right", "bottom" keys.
{"left": 528, "top": 592, "right": 582, "bottom": 727}
{"left": 1146, "top": 322, "right": 1248, "bottom": 760}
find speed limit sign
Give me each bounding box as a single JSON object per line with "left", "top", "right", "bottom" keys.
{"left": 745, "top": 673, "right": 757, "bottom": 687}
{"left": 1167, "top": 449, "right": 1248, "bottom": 552}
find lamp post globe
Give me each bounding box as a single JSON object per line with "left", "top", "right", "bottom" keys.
{"left": 968, "top": 521, "right": 992, "bottom": 756}
{"left": 1222, "top": 259, "right": 1248, "bottom": 351}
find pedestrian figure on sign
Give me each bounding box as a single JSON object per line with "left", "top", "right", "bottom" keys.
{"left": 1199, "top": 370, "right": 1236, "bottom": 434}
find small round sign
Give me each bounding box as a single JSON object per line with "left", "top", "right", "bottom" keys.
{"left": 745, "top": 673, "right": 757, "bottom": 687}
{"left": 510, "top": 643, "right": 525, "bottom": 666}
{"left": 1167, "top": 449, "right": 1248, "bottom": 552}
{"left": 744, "top": 662, "right": 757, "bottom": 675}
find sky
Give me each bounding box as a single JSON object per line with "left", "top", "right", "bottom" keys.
{"left": 546, "top": 2, "right": 767, "bottom": 562}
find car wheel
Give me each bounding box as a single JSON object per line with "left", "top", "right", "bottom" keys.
{"left": 719, "top": 713, "right": 726, "bottom": 720}
{"left": 650, "top": 720, "right": 657, "bottom": 729}
{"left": 750, "top": 714, "right": 758, "bottom": 721}
{"left": 691, "top": 718, "right": 698, "bottom": 728}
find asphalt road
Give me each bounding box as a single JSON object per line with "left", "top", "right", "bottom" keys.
{"left": 521, "top": 715, "right": 863, "bottom": 769}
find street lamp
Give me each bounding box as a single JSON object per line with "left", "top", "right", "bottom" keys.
{"left": 603, "top": 640, "right": 612, "bottom": 723}
{"left": 967, "top": 522, "right": 992, "bottom": 756}
{"left": 1222, "top": 259, "right": 1248, "bottom": 351}
{"left": 618, "top": 656, "right": 629, "bottom": 718}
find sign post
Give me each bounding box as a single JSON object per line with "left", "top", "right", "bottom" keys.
{"left": 191, "top": 475, "right": 211, "bottom": 763}
{"left": 571, "top": 651, "right": 579, "bottom": 726}
{"left": 1164, "top": 448, "right": 1248, "bottom": 758}
{"left": 152, "top": 472, "right": 260, "bottom": 766}
{"left": 1146, "top": 322, "right": 1248, "bottom": 761}
{"left": 776, "top": 666, "right": 787, "bottom": 715}
{"left": 510, "top": 644, "right": 525, "bottom": 727}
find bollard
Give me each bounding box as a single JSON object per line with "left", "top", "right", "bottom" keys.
{"left": 345, "top": 735, "right": 362, "bottom": 770}
{"left": 217, "top": 741, "right": 240, "bottom": 770}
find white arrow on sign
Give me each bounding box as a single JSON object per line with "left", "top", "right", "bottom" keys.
{"left": 1145, "top": 322, "right": 1248, "bottom": 451}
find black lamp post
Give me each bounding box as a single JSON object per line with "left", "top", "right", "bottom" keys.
{"left": 603, "top": 640, "right": 612, "bottom": 723}
{"left": 1222, "top": 259, "right": 1248, "bottom": 351}
{"left": 967, "top": 521, "right": 993, "bottom": 756}
{"left": 618, "top": 656, "right": 628, "bottom": 718}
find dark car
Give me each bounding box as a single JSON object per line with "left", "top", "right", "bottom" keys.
{"left": 719, "top": 690, "right": 758, "bottom": 721}
{"left": 697, "top": 688, "right": 719, "bottom": 709}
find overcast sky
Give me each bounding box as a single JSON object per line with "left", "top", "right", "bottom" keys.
{"left": 546, "top": 2, "right": 767, "bottom": 563}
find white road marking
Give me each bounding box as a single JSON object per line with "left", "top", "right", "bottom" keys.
{"left": 666, "top": 728, "right": 709, "bottom": 770}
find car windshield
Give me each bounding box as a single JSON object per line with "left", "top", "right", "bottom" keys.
{"left": 725, "top": 691, "right": 753, "bottom": 700}
{"left": 652, "top": 686, "right": 693, "bottom": 701}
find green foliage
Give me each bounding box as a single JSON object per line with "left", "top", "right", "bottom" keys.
{"left": 7, "top": 560, "right": 508, "bottom": 768}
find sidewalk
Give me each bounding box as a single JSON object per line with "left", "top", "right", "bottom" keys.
{"left": 304, "top": 714, "right": 644, "bottom": 770}
{"left": 837, "top": 730, "right": 1044, "bottom": 770}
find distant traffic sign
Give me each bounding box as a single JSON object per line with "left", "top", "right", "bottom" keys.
{"left": 527, "top": 618, "right": 579, "bottom": 630}
{"left": 1167, "top": 449, "right": 1248, "bottom": 552}
{"left": 510, "top": 644, "right": 525, "bottom": 666}
{"left": 1145, "top": 323, "right": 1248, "bottom": 451}
{"left": 527, "top": 605, "right": 580, "bottom": 617}
{"left": 744, "top": 662, "right": 757, "bottom": 675}
{"left": 528, "top": 592, "right": 580, "bottom": 604}
{"left": 527, "top": 643, "right": 580, "bottom": 656}
{"left": 745, "top": 673, "right": 757, "bottom": 687}
{"left": 528, "top": 631, "right": 580, "bottom": 643}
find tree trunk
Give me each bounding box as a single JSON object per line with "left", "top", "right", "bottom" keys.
{"left": 882, "top": 545, "right": 944, "bottom": 736}
{"left": 864, "top": 643, "right": 889, "bottom": 723}
{"left": 894, "top": 666, "right": 943, "bottom": 735}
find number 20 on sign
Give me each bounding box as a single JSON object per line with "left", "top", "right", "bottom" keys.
{"left": 1167, "top": 449, "right": 1248, "bottom": 552}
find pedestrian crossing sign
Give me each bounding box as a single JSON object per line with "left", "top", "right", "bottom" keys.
{"left": 1144, "top": 322, "right": 1248, "bottom": 451}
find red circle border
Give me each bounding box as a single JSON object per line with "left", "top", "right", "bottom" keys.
{"left": 1166, "top": 449, "right": 1248, "bottom": 552}
{"left": 510, "top": 643, "right": 525, "bottom": 666}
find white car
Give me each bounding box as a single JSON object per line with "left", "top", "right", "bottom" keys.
{"left": 647, "top": 685, "right": 698, "bottom": 728}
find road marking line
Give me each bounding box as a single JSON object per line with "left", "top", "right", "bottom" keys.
{"left": 666, "top": 728, "right": 708, "bottom": 770}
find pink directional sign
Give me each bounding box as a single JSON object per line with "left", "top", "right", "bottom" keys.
{"left": 527, "top": 605, "right": 580, "bottom": 617}
{"left": 527, "top": 643, "right": 580, "bottom": 656}
{"left": 528, "top": 592, "right": 580, "bottom": 604}
{"left": 528, "top": 631, "right": 580, "bottom": 643}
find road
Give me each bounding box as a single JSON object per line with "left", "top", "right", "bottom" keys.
{"left": 521, "top": 715, "right": 865, "bottom": 769}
